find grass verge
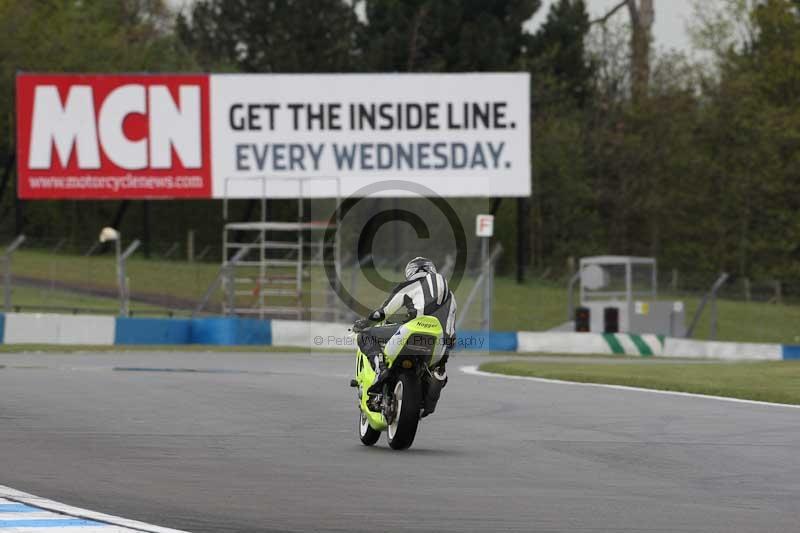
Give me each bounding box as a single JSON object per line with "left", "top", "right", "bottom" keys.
{"left": 479, "top": 360, "right": 800, "bottom": 405}
{"left": 8, "top": 285, "right": 171, "bottom": 315}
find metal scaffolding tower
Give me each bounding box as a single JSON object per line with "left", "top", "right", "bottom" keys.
{"left": 222, "top": 177, "right": 342, "bottom": 320}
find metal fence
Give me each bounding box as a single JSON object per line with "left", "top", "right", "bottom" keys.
{"left": 2, "top": 235, "right": 220, "bottom": 317}
{"left": 555, "top": 263, "right": 800, "bottom": 345}
{"left": 2, "top": 233, "right": 799, "bottom": 345}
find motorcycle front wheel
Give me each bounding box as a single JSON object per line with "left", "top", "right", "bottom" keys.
{"left": 359, "top": 410, "right": 381, "bottom": 446}
{"left": 386, "top": 372, "right": 422, "bottom": 450}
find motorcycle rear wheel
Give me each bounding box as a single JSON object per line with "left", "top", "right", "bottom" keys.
{"left": 359, "top": 410, "right": 381, "bottom": 446}
{"left": 387, "top": 373, "right": 421, "bottom": 450}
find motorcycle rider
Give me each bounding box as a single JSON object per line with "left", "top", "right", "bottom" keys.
{"left": 353, "top": 257, "right": 456, "bottom": 416}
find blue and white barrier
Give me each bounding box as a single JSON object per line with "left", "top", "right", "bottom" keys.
{"left": 518, "top": 331, "right": 664, "bottom": 356}
{"left": 781, "top": 345, "right": 800, "bottom": 360}
{"left": 0, "top": 312, "right": 797, "bottom": 361}
{"left": 115, "top": 317, "right": 192, "bottom": 345}
{"left": 517, "top": 331, "right": 787, "bottom": 361}
{"left": 0, "top": 313, "right": 269, "bottom": 346}
{"left": 2, "top": 313, "right": 115, "bottom": 345}
{"left": 271, "top": 319, "right": 352, "bottom": 349}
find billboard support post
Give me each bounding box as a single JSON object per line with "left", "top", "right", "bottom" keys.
{"left": 517, "top": 197, "right": 529, "bottom": 284}
{"left": 187, "top": 230, "right": 195, "bottom": 263}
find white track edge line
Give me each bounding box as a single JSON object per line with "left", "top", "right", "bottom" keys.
{"left": 0, "top": 485, "right": 189, "bottom": 533}
{"left": 461, "top": 365, "right": 800, "bottom": 410}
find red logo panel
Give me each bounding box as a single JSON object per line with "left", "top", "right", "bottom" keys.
{"left": 16, "top": 74, "right": 211, "bottom": 199}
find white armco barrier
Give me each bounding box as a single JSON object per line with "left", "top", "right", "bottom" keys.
{"left": 516, "top": 331, "right": 664, "bottom": 357}
{"left": 662, "top": 338, "right": 782, "bottom": 361}
{"left": 517, "top": 330, "right": 782, "bottom": 360}
{"left": 3, "top": 313, "right": 115, "bottom": 345}
{"left": 517, "top": 332, "right": 614, "bottom": 355}
{"left": 271, "top": 319, "right": 352, "bottom": 350}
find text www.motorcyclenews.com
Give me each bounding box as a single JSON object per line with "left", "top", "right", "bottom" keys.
{"left": 28, "top": 174, "right": 205, "bottom": 192}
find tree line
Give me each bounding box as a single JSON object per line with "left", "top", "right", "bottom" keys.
{"left": 0, "top": 0, "right": 798, "bottom": 287}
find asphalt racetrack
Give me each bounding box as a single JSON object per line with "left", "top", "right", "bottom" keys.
{"left": 1, "top": 351, "right": 798, "bottom": 532}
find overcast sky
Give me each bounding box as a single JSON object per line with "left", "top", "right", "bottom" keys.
{"left": 528, "top": 0, "right": 696, "bottom": 53}
{"left": 167, "top": 0, "right": 697, "bottom": 54}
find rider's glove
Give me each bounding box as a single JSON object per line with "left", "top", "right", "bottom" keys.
{"left": 352, "top": 318, "right": 372, "bottom": 333}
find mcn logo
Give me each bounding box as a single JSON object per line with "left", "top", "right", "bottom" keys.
{"left": 29, "top": 85, "right": 200, "bottom": 170}
{"left": 16, "top": 74, "right": 211, "bottom": 199}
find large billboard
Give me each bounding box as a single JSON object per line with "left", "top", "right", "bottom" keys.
{"left": 17, "top": 73, "right": 530, "bottom": 199}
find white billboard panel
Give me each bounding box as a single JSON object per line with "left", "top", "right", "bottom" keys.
{"left": 17, "top": 73, "right": 530, "bottom": 199}
{"left": 210, "top": 73, "right": 530, "bottom": 198}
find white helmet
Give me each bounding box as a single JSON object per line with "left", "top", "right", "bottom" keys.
{"left": 404, "top": 257, "right": 437, "bottom": 281}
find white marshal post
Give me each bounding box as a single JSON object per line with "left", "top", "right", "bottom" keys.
{"left": 99, "top": 227, "right": 122, "bottom": 313}
{"left": 99, "top": 227, "right": 140, "bottom": 317}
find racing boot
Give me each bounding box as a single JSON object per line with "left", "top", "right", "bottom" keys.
{"left": 421, "top": 366, "right": 447, "bottom": 418}
{"left": 367, "top": 353, "right": 390, "bottom": 394}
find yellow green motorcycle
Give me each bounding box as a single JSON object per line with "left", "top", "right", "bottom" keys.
{"left": 350, "top": 316, "right": 447, "bottom": 450}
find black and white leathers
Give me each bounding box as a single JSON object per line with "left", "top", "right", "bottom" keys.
{"left": 368, "top": 271, "right": 457, "bottom": 340}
